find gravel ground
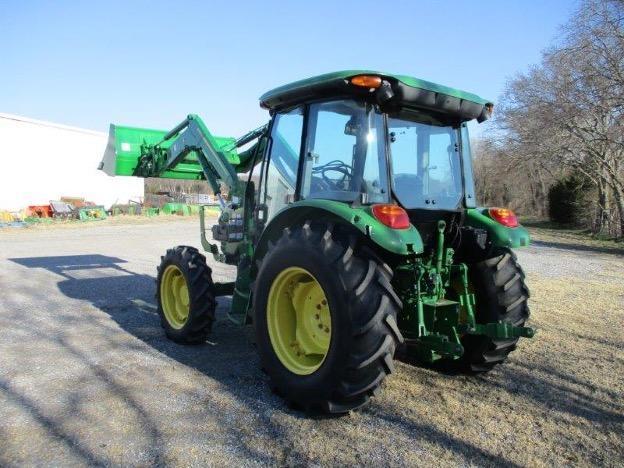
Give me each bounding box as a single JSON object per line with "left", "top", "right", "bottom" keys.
{"left": 0, "top": 218, "right": 622, "bottom": 466}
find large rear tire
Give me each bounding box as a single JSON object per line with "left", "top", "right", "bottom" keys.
{"left": 461, "top": 248, "right": 530, "bottom": 372}
{"left": 156, "top": 246, "right": 216, "bottom": 344}
{"left": 254, "top": 222, "right": 403, "bottom": 413}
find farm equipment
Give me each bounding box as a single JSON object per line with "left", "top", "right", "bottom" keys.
{"left": 50, "top": 201, "right": 74, "bottom": 219}
{"left": 77, "top": 206, "right": 107, "bottom": 221}
{"left": 27, "top": 204, "right": 53, "bottom": 219}
{"left": 100, "top": 71, "right": 533, "bottom": 413}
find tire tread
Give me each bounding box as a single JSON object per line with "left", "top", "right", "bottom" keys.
{"left": 462, "top": 248, "right": 530, "bottom": 372}
{"left": 254, "top": 222, "right": 400, "bottom": 414}
{"left": 156, "top": 245, "right": 216, "bottom": 344}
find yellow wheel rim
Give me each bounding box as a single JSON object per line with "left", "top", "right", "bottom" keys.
{"left": 160, "top": 264, "right": 190, "bottom": 329}
{"left": 267, "top": 267, "right": 332, "bottom": 375}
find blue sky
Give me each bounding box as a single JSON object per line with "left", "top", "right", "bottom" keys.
{"left": 1, "top": 1, "right": 576, "bottom": 138}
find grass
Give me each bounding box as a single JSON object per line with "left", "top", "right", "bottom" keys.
{"left": 522, "top": 218, "right": 624, "bottom": 255}
{"left": 222, "top": 271, "right": 624, "bottom": 466}
{"left": 387, "top": 273, "right": 624, "bottom": 465}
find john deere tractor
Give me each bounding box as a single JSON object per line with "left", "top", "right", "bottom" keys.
{"left": 100, "top": 71, "right": 533, "bottom": 413}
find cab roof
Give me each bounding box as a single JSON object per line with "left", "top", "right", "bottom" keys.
{"left": 259, "top": 70, "right": 493, "bottom": 123}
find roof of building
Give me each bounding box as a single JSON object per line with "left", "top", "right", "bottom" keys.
{"left": 0, "top": 113, "right": 106, "bottom": 137}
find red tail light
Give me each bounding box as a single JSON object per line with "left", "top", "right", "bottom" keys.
{"left": 488, "top": 208, "right": 519, "bottom": 228}
{"left": 371, "top": 204, "right": 410, "bottom": 229}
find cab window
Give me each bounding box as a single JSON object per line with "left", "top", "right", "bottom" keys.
{"left": 261, "top": 108, "right": 303, "bottom": 221}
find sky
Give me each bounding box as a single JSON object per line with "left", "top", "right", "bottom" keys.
{"left": 1, "top": 0, "right": 577, "bottom": 139}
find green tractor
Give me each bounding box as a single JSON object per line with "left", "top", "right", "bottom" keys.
{"left": 100, "top": 70, "right": 533, "bottom": 413}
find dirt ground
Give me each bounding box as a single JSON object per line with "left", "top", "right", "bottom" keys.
{"left": 0, "top": 218, "right": 622, "bottom": 466}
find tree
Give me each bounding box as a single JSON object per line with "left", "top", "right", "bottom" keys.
{"left": 478, "top": 0, "right": 624, "bottom": 238}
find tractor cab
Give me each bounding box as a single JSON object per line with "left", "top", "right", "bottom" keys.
{"left": 254, "top": 71, "right": 491, "bottom": 250}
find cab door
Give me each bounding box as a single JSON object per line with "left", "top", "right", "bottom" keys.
{"left": 257, "top": 107, "right": 304, "bottom": 226}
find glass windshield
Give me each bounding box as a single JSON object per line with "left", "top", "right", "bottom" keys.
{"left": 301, "top": 100, "right": 389, "bottom": 204}
{"left": 388, "top": 115, "right": 463, "bottom": 210}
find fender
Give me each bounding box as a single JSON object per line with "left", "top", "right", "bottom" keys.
{"left": 253, "top": 199, "right": 424, "bottom": 266}
{"left": 464, "top": 208, "right": 530, "bottom": 249}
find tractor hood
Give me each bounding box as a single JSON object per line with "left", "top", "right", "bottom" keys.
{"left": 260, "top": 70, "right": 493, "bottom": 123}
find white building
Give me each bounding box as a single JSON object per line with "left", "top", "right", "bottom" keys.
{"left": 0, "top": 113, "right": 143, "bottom": 211}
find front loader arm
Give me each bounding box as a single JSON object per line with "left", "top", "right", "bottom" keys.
{"left": 134, "top": 115, "right": 239, "bottom": 195}
{"left": 100, "top": 115, "right": 268, "bottom": 196}
{"left": 230, "top": 124, "right": 269, "bottom": 174}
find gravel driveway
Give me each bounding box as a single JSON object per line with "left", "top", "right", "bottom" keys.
{"left": 0, "top": 219, "right": 622, "bottom": 466}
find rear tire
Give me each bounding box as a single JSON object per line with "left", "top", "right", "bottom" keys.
{"left": 254, "top": 222, "right": 403, "bottom": 413}
{"left": 156, "top": 246, "right": 216, "bottom": 344}
{"left": 461, "top": 248, "right": 530, "bottom": 372}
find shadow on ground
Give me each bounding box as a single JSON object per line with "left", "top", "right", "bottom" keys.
{"left": 530, "top": 239, "right": 624, "bottom": 256}
{"left": 7, "top": 254, "right": 312, "bottom": 464}
{"left": 519, "top": 220, "right": 624, "bottom": 256}
{"left": 9, "top": 254, "right": 262, "bottom": 379}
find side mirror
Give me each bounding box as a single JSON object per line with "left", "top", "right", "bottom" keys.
{"left": 477, "top": 103, "right": 494, "bottom": 123}
{"left": 344, "top": 115, "right": 361, "bottom": 136}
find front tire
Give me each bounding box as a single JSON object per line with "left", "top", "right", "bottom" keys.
{"left": 254, "top": 222, "right": 404, "bottom": 413}
{"left": 156, "top": 246, "right": 216, "bottom": 344}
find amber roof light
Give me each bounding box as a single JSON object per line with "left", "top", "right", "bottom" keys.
{"left": 350, "top": 75, "right": 382, "bottom": 89}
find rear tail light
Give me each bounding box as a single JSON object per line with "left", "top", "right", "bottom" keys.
{"left": 488, "top": 208, "right": 519, "bottom": 228}
{"left": 371, "top": 204, "right": 410, "bottom": 229}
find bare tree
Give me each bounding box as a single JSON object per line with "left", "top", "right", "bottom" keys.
{"left": 475, "top": 0, "right": 624, "bottom": 237}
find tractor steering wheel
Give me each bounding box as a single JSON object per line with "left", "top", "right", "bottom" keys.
{"left": 312, "top": 160, "right": 353, "bottom": 191}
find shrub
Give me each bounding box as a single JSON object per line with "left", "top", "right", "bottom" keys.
{"left": 548, "top": 174, "right": 590, "bottom": 225}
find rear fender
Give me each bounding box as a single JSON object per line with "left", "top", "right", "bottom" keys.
{"left": 464, "top": 208, "right": 530, "bottom": 249}
{"left": 252, "top": 200, "right": 424, "bottom": 271}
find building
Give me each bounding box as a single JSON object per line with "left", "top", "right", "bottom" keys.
{"left": 0, "top": 113, "right": 143, "bottom": 211}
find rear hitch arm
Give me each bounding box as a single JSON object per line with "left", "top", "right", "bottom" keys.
{"left": 459, "top": 321, "right": 535, "bottom": 339}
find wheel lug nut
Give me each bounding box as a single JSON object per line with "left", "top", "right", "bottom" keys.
{"left": 318, "top": 324, "right": 323, "bottom": 329}
{"left": 321, "top": 299, "right": 327, "bottom": 306}
{"left": 316, "top": 304, "right": 321, "bottom": 310}
{"left": 324, "top": 327, "right": 329, "bottom": 333}
{"left": 315, "top": 314, "right": 320, "bottom": 320}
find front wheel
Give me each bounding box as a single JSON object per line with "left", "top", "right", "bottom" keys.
{"left": 156, "top": 246, "right": 216, "bottom": 344}
{"left": 253, "top": 222, "right": 404, "bottom": 413}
